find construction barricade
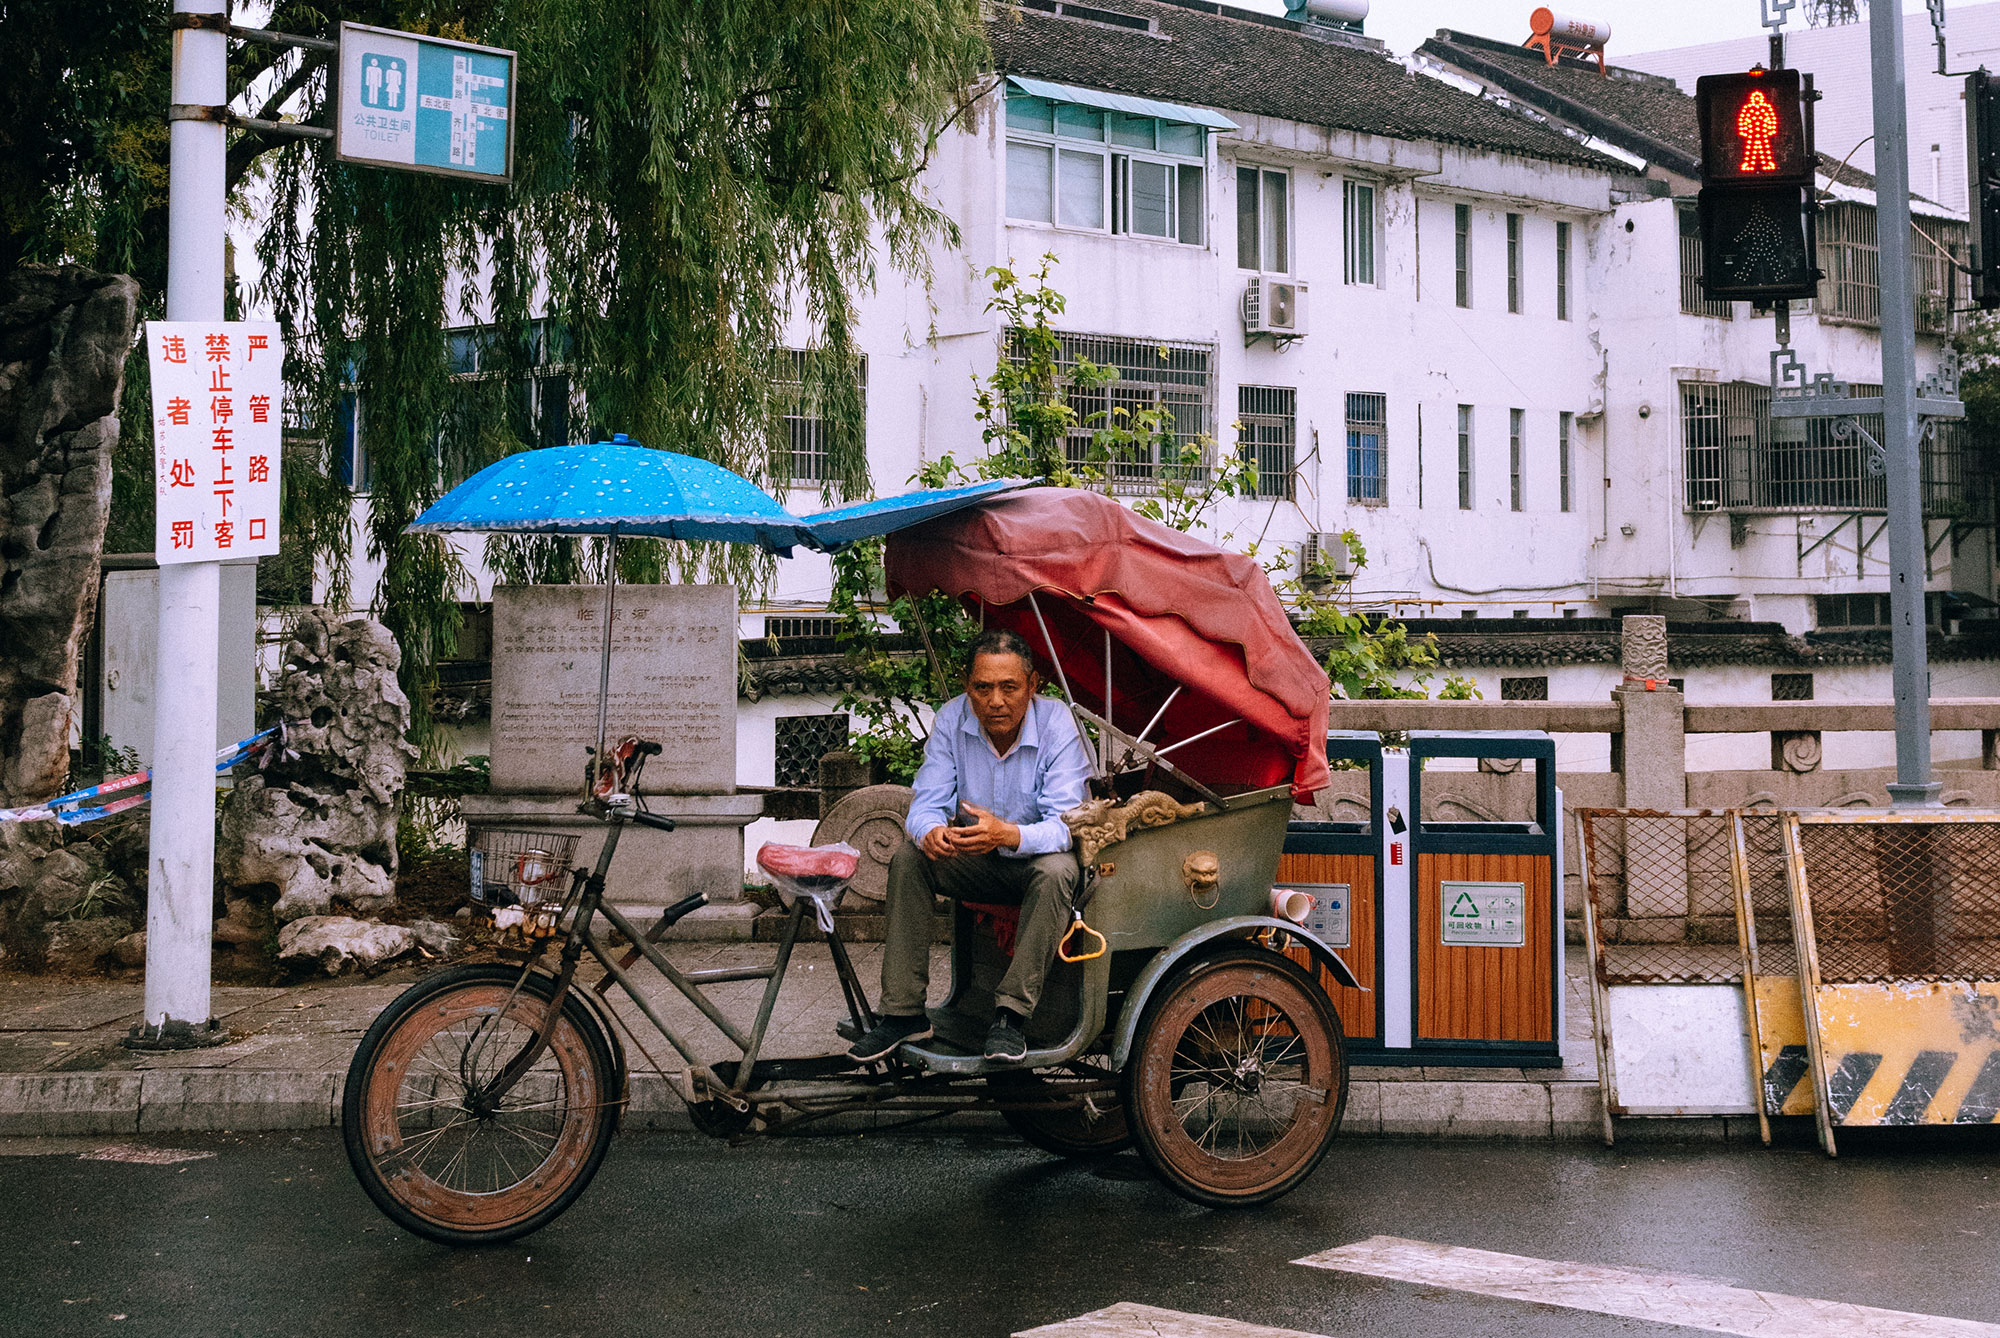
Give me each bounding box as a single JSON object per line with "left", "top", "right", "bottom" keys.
{"left": 1783, "top": 810, "right": 2000, "bottom": 1155}
{"left": 1577, "top": 809, "right": 1759, "bottom": 1144}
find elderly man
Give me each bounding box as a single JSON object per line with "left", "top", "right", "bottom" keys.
{"left": 846, "top": 629, "right": 1093, "bottom": 1064}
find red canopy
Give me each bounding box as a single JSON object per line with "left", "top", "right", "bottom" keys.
{"left": 885, "top": 489, "right": 1330, "bottom": 802}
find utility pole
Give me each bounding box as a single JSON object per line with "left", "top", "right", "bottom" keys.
{"left": 140, "top": 0, "right": 229, "bottom": 1044}
{"left": 1868, "top": 0, "right": 1941, "bottom": 807}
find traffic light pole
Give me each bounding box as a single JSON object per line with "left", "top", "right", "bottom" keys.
{"left": 1868, "top": 0, "right": 1941, "bottom": 807}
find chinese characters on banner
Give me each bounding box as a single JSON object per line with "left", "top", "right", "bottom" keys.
{"left": 147, "top": 321, "right": 282, "bottom": 564}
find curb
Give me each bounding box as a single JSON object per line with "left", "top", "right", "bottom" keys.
{"left": 0, "top": 1069, "right": 1652, "bottom": 1142}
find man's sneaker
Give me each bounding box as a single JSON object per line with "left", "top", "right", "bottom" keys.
{"left": 847, "top": 1014, "right": 932, "bottom": 1062}
{"left": 984, "top": 1014, "right": 1029, "bottom": 1063}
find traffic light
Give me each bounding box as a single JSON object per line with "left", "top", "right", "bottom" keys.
{"left": 1694, "top": 68, "right": 1818, "bottom": 301}
{"left": 1965, "top": 70, "right": 2000, "bottom": 309}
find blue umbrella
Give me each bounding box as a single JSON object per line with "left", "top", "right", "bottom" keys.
{"left": 406, "top": 435, "right": 808, "bottom": 780}
{"left": 407, "top": 435, "right": 806, "bottom": 552}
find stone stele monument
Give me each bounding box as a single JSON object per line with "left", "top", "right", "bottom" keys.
{"left": 460, "top": 584, "right": 761, "bottom": 932}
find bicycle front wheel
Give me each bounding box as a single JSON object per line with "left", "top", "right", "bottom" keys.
{"left": 342, "top": 964, "right": 620, "bottom": 1245}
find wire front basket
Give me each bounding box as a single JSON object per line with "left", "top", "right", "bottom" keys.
{"left": 470, "top": 829, "right": 581, "bottom": 908}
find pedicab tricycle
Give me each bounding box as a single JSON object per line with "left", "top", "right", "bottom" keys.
{"left": 343, "top": 485, "right": 1358, "bottom": 1244}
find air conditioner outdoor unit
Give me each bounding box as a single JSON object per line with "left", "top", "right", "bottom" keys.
{"left": 1299, "top": 531, "right": 1352, "bottom": 587}
{"left": 1244, "top": 277, "right": 1309, "bottom": 339}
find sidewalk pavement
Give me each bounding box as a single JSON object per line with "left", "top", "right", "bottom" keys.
{"left": 0, "top": 944, "right": 1711, "bottom": 1142}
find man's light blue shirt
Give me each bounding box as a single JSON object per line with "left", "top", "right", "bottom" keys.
{"left": 904, "top": 694, "right": 1093, "bottom": 858}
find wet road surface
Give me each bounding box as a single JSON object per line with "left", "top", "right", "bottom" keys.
{"left": 6, "top": 1127, "right": 2000, "bottom": 1337}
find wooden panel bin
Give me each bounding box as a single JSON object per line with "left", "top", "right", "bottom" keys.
{"left": 1406, "top": 731, "right": 1561, "bottom": 1066}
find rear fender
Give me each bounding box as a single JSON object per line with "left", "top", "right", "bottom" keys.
{"left": 1109, "top": 915, "right": 1363, "bottom": 1069}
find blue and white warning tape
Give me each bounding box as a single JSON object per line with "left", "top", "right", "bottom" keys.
{"left": 0, "top": 726, "right": 285, "bottom": 827}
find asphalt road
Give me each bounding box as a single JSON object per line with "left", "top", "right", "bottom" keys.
{"left": 7, "top": 1127, "right": 2000, "bottom": 1338}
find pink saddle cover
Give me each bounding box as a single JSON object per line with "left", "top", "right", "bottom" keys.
{"left": 756, "top": 843, "right": 860, "bottom": 881}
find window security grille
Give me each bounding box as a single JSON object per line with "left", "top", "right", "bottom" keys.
{"left": 776, "top": 350, "right": 867, "bottom": 484}
{"left": 1680, "top": 380, "right": 1980, "bottom": 517}
{"left": 1237, "top": 385, "right": 1296, "bottom": 500}
{"left": 1506, "top": 213, "right": 1522, "bottom": 313}
{"left": 764, "top": 616, "right": 840, "bottom": 640}
{"left": 1456, "top": 404, "right": 1474, "bottom": 510}
{"left": 1501, "top": 676, "right": 1550, "bottom": 700}
{"left": 1678, "top": 206, "right": 1734, "bottom": 319}
{"left": 1817, "top": 203, "right": 1966, "bottom": 335}
{"left": 1556, "top": 220, "right": 1571, "bottom": 320}
{"left": 1027, "top": 332, "right": 1214, "bottom": 494}
{"left": 1509, "top": 408, "right": 1525, "bottom": 512}
{"left": 1558, "top": 411, "right": 1574, "bottom": 513}
{"left": 774, "top": 714, "right": 850, "bottom": 788}
{"left": 1346, "top": 392, "right": 1388, "bottom": 506}
{"left": 1454, "top": 204, "right": 1472, "bottom": 308}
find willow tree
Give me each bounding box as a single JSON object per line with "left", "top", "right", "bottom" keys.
{"left": 250, "top": 1, "right": 988, "bottom": 748}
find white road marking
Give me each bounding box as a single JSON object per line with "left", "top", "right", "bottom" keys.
{"left": 1015, "top": 1302, "right": 1332, "bottom": 1338}
{"left": 1294, "top": 1235, "right": 2000, "bottom": 1338}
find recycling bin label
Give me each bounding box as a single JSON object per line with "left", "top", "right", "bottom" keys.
{"left": 1441, "top": 880, "right": 1526, "bottom": 947}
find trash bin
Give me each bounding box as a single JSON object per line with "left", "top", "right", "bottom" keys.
{"left": 1277, "top": 731, "right": 1382, "bottom": 1050}
{"left": 1406, "top": 730, "right": 1562, "bottom": 1066}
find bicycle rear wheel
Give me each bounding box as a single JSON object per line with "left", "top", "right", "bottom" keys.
{"left": 342, "top": 964, "right": 620, "bottom": 1245}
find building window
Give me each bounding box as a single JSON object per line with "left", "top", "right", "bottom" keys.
{"left": 776, "top": 349, "right": 867, "bottom": 484}
{"left": 439, "top": 319, "right": 574, "bottom": 489}
{"left": 1506, "top": 213, "right": 1522, "bottom": 313}
{"left": 1509, "top": 408, "right": 1525, "bottom": 512}
{"left": 763, "top": 615, "right": 840, "bottom": 640}
{"left": 1678, "top": 205, "right": 1733, "bottom": 319}
{"left": 1237, "top": 385, "right": 1296, "bottom": 500}
{"left": 1555, "top": 220, "right": 1571, "bottom": 320}
{"left": 1454, "top": 204, "right": 1472, "bottom": 308}
{"left": 1236, "top": 165, "right": 1288, "bottom": 272}
{"left": 1501, "top": 675, "right": 1550, "bottom": 700}
{"left": 1343, "top": 180, "right": 1376, "bottom": 285}
{"left": 1345, "top": 392, "right": 1388, "bottom": 506}
{"left": 1036, "top": 332, "right": 1214, "bottom": 494}
{"left": 1008, "top": 93, "right": 1205, "bottom": 244}
{"left": 1456, "top": 404, "right": 1474, "bottom": 510}
{"left": 1558, "top": 410, "right": 1573, "bottom": 513}
{"left": 774, "top": 713, "right": 850, "bottom": 788}
{"left": 1771, "top": 672, "right": 1815, "bottom": 701}
{"left": 1815, "top": 593, "right": 1893, "bottom": 629}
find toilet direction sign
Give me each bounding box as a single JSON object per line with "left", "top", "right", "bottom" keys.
{"left": 335, "top": 23, "right": 516, "bottom": 183}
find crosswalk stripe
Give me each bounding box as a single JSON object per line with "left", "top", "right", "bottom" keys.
{"left": 1294, "top": 1236, "right": 2000, "bottom": 1338}
{"left": 1014, "top": 1302, "right": 1331, "bottom": 1338}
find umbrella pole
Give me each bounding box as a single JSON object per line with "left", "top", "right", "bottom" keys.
{"left": 595, "top": 525, "right": 618, "bottom": 783}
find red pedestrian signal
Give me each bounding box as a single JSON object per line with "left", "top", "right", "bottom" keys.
{"left": 1694, "top": 66, "right": 1818, "bottom": 302}
{"left": 1737, "top": 90, "right": 1779, "bottom": 173}
{"left": 1695, "top": 69, "right": 1811, "bottom": 186}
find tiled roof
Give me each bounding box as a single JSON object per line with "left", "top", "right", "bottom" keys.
{"left": 987, "top": 0, "right": 1628, "bottom": 172}
{"left": 1418, "top": 30, "right": 1705, "bottom": 176}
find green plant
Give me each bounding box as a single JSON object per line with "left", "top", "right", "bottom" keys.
{"left": 826, "top": 537, "right": 979, "bottom": 784}
{"left": 1278, "top": 533, "right": 1480, "bottom": 701}
{"left": 67, "top": 734, "right": 143, "bottom": 792}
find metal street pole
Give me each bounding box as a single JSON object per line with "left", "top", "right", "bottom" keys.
{"left": 1869, "top": 0, "right": 1941, "bottom": 807}
{"left": 140, "top": 0, "right": 228, "bottom": 1042}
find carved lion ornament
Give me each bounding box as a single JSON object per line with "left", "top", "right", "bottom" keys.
{"left": 1182, "top": 850, "right": 1221, "bottom": 908}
